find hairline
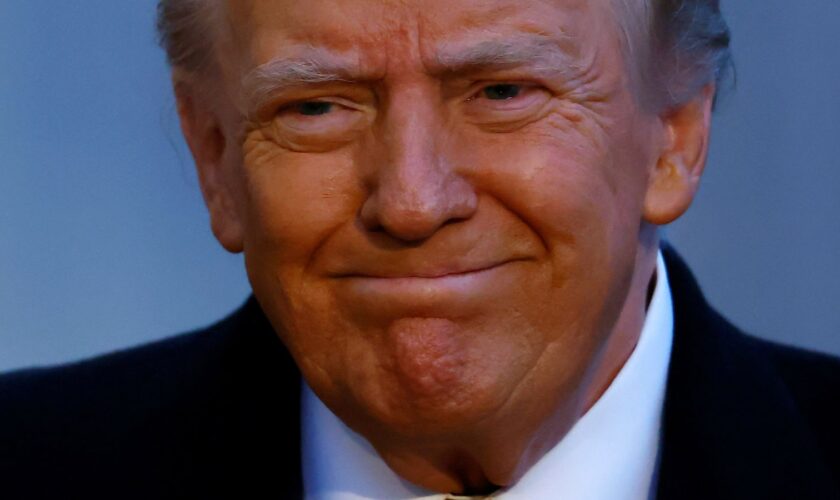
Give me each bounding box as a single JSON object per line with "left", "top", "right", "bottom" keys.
{"left": 167, "top": 0, "right": 715, "bottom": 112}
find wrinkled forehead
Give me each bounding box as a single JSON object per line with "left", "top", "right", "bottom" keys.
{"left": 220, "top": 0, "right": 622, "bottom": 72}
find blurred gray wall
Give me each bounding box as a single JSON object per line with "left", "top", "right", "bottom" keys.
{"left": 1, "top": 1, "right": 838, "bottom": 372}
{"left": 667, "top": 2, "right": 840, "bottom": 354}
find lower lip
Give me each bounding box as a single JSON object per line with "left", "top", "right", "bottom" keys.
{"left": 339, "top": 261, "right": 520, "bottom": 304}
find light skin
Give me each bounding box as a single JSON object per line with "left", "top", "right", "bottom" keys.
{"left": 174, "top": 0, "right": 713, "bottom": 493}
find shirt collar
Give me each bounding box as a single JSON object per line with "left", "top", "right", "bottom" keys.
{"left": 302, "top": 250, "right": 674, "bottom": 499}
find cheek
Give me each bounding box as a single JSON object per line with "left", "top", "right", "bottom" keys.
{"left": 459, "top": 114, "right": 632, "bottom": 253}
{"left": 454, "top": 110, "right": 651, "bottom": 327}
{"left": 238, "top": 131, "right": 363, "bottom": 343}
{"left": 239, "top": 131, "right": 360, "bottom": 261}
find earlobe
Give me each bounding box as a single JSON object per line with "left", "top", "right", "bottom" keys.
{"left": 174, "top": 78, "right": 245, "bottom": 253}
{"left": 643, "top": 84, "right": 715, "bottom": 226}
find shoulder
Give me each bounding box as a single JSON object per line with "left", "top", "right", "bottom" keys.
{"left": 747, "top": 334, "right": 840, "bottom": 458}
{"left": 0, "top": 307, "right": 233, "bottom": 467}
{"left": 665, "top": 242, "right": 840, "bottom": 425}
{"left": 725, "top": 332, "right": 840, "bottom": 494}
{"left": 743, "top": 331, "right": 840, "bottom": 398}
{"left": 0, "top": 302, "right": 242, "bottom": 429}
{"left": 0, "top": 297, "right": 302, "bottom": 498}
{"left": 659, "top": 243, "right": 840, "bottom": 498}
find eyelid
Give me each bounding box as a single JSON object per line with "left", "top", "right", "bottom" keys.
{"left": 269, "top": 95, "right": 373, "bottom": 146}
{"left": 460, "top": 81, "right": 553, "bottom": 133}
{"left": 270, "top": 90, "right": 373, "bottom": 118}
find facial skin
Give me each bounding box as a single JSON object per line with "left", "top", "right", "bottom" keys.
{"left": 174, "top": 0, "right": 713, "bottom": 493}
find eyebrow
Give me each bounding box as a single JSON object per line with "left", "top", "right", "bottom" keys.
{"left": 240, "top": 50, "right": 365, "bottom": 117}
{"left": 431, "top": 34, "right": 581, "bottom": 79}
{"left": 239, "top": 34, "right": 581, "bottom": 117}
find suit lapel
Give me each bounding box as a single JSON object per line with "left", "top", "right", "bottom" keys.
{"left": 206, "top": 296, "right": 305, "bottom": 497}
{"left": 656, "top": 244, "right": 838, "bottom": 499}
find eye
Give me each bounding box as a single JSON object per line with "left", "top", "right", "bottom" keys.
{"left": 286, "top": 101, "right": 334, "bottom": 116}
{"left": 482, "top": 84, "right": 522, "bottom": 100}
{"left": 463, "top": 81, "right": 551, "bottom": 130}
{"left": 467, "top": 82, "right": 545, "bottom": 107}
{"left": 268, "top": 96, "right": 371, "bottom": 150}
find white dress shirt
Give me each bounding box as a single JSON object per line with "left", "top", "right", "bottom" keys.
{"left": 302, "top": 251, "right": 674, "bottom": 499}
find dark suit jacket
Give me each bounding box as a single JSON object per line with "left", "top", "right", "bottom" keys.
{"left": 1, "top": 244, "right": 839, "bottom": 499}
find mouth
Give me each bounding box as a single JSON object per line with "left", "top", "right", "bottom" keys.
{"left": 334, "top": 259, "right": 525, "bottom": 280}
{"left": 332, "top": 258, "right": 531, "bottom": 308}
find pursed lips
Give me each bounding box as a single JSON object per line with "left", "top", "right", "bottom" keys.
{"left": 330, "top": 258, "right": 524, "bottom": 280}
{"left": 327, "top": 257, "right": 533, "bottom": 311}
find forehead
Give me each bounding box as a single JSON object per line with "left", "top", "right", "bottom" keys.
{"left": 223, "top": 0, "right": 620, "bottom": 69}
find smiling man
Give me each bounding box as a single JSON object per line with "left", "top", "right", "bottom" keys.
{"left": 177, "top": 0, "right": 688, "bottom": 494}
{"left": 2, "top": 1, "right": 840, "bottom": 499}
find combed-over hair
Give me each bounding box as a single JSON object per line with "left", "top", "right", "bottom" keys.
{"left": 156, "top": 0, "right": 219, "bottom": 73}
{"left": 156, "top": 0, "right": 732, "bottom": 108}
{"left": 650, "top": 0, "right": 732, "bottom": 106}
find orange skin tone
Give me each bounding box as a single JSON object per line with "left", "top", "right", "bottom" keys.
{"left": 174, "top": 0, "right": 713, "bottom": 493}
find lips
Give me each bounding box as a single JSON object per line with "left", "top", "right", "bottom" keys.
{"left": 335, "top": 257, "right": 529, "bottom": 305}
{"left": 327, "top": 256, "right": 533, "bottom": 317}
{"left": 333, "top": 259, "right": 517, "bottom": 280}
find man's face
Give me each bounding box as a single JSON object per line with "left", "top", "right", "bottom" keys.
{"left": 203, "top": 0, "right": 668, "bottom": 475}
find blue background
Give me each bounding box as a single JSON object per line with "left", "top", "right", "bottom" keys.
{"left": 1, "top": 1, "right": 838, "bottom": 371}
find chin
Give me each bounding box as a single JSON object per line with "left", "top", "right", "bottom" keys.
{"left": 349, "top": 361, "right": 519, "bottom": 441}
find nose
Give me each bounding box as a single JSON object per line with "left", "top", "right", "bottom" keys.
{"left": 360, "top": 86, "right": 478, "bottom": 242}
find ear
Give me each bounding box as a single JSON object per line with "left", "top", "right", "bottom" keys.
{"left": 642, "top": 83, "right": 715, "bottom": 225}
{"left": 174, "top": 76, "right": 245, "bottom": 253}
